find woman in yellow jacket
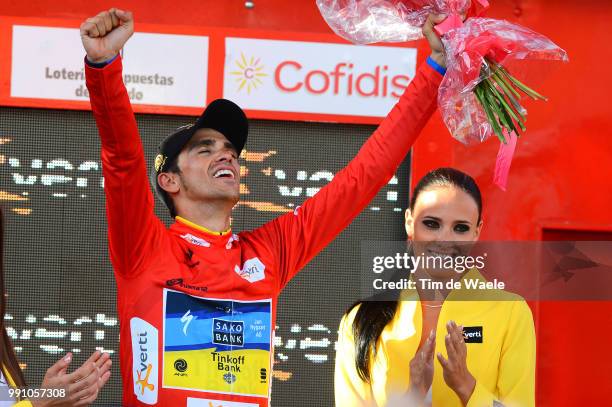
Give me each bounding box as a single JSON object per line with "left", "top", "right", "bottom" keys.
{"left": 335, "top": 168, "right": 535, "bottom": 407}
{"left": 1, "top": 207, "right": 112, "bottom": 406}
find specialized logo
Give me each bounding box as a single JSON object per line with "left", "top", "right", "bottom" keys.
{"left": 130, "top": 317, "right": 158, "bottom": 404}
{"left": 181, "top": 309, "right": 197, "bottom": 335}
{"left": 213, "top": 319, "right": 244, "bottom": 346}
{"left": 462, "top": 326, "right": 483, "bottom": 343}
{"left": 180, "top": 233, "right": 211, "bottom": 247}
{"left": 234, "top": 257, "right": 266, "bottom": 283}
{"left": 229, "top": 53, "right": 268, "bottom": 94}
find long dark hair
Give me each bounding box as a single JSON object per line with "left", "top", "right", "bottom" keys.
{"left": 348, "top": 168, "right": 482, "bottom": 382}
{"left": 0, "top": 207, "right": 28, "bottom": 388}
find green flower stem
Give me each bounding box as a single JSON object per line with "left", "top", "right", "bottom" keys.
{"left": 475, "top": 84, "right": 506, "bottom": 144}
{"left": 492, "top": 68, "right": 521, "bottom": 100}
{"left": 473, "top": 58, "right": 548, "bottom": 143}
{"left": 497, "top": 64, "right": 548, "bottom": 101}
{"left": 491, "top": 70, "right": 526, "bottom": 120}
{"left": 485, "top": 78, "right": 526, "bottom": 131}
{"left": 483, "top": 84, "right": 515, "bottom": 141}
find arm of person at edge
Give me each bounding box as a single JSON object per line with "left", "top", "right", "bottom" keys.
{"left": 8, "top": 351, "right": 111, "bottom": 407}
{"left": 247, "top": 14, "right": 447, "bottom": 290}
{"left": 81, "top": 8, "right": 165, "bottom": 277}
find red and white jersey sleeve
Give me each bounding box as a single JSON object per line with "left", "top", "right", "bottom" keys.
{"left": 247, "top": 62, "right": 442, "bottom": 290}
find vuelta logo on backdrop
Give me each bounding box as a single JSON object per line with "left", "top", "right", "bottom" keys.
{"left": 230, "top": 52, "right": 411, "bottom": 98}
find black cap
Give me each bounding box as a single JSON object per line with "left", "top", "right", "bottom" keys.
{"left": 154, "top": 99, "right": 248, "bottom": 173}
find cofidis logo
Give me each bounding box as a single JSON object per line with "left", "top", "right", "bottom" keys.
{"left": 274, "top": 60, "right": 410, "bottom": 98}
{"left": 130, "top": 317, "right": 159, "bottom": 404}
{"left": 230, "top": 54, "right": 409, "bottom": 98}
{"left": 224, "top": 38, "right": 416, "bottom": 117}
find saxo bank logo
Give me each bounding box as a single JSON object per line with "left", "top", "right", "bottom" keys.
{"left": 130, "top": 317, "right": 159, "bottom": 404}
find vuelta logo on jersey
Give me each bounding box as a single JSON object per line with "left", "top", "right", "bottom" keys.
{"left": 130, "top": 317, "right": 159, "bottom": 404}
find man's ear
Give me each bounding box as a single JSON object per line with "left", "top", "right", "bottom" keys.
{"left": 157, "top": 172, "right": 180, "bottom": 194}
{"left": 405, "top": 208, "right": 414, "bottom": 239}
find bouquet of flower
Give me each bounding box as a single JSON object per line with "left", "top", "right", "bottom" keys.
{"left": 438, "top": 17, "right": 568, "bottom": 145}
{"left": 317, "top": 0, "right": 489, "bottom": 44}
{"left": 317, "top": 0, "right": 568, "bottom": 188}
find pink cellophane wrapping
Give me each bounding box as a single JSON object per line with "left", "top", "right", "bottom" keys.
{"left": 317, "top": 3, "right": 568, "bottom": 145}
{"left": 439, "top": 18, "right": 568, "bottom": 144}
{"left": 316, "top": 0, "right": 480, "bottom": 44}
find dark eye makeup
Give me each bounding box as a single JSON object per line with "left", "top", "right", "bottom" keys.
{"left": 422, "top": 219, "right": 440, "bottom": 229}
{"left": 421, "top": 218, "right": 471, "bottom": 234}
{"left": 453, "top": 223, "right": 470, "bottom": 233}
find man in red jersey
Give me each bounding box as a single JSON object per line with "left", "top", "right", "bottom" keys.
{"left": 81, "top": 7, "right": 447, "bottom": 407}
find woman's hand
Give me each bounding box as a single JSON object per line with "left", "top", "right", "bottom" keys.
{"left": 408, "top": 329, "right": 436, "bottom": 401}
{"left": 437, "top": 321, "right": 476, "bottom": 406}
{"left": 31, "top": 350, "right": 112, "bottom": 406}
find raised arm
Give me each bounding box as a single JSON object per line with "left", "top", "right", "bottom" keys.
{"left": 250, "top": 15, "right": 448, "bottom": 290}
{"left": 82, "top": 9, "right": 165, "bottom": 276}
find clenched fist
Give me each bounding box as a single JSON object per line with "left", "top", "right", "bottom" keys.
{"left": 80, "top": 8, "right": 134, "bottom": 64}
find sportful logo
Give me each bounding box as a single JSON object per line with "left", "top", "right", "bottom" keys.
{"left": 130, "top": 317, "right": 159, "bottom": 404}
{"left": 229, "top": 53, "right": 268, "bottom": 94}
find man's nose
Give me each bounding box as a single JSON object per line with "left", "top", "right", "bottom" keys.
{"left": 216, "top": 149, "right": 235, "bottom": 162}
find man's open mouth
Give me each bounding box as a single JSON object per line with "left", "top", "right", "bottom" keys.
{"left": 213, "top": 169, "right": 235, "bottom": 179}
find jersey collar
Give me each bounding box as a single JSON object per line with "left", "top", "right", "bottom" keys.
{"left": 175, "top": 216, "right": 232, "bottom": 237}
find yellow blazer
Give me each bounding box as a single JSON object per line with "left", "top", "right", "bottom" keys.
{"left": 335, "top": 270, "right": 536, "bottom": 407}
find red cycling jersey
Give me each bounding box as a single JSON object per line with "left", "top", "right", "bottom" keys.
{"left": 85, "top": 56, "right": 441, "bottom": 406}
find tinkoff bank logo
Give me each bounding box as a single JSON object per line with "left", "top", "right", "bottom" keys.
{"left": 212, "top": 318, "right": 244, "bottom": 347}
{"left": 130, "top": 317, "right": 158, "bottom": 404}
{"left": 229, "top": 53, "right": 268, "bottom": 94}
